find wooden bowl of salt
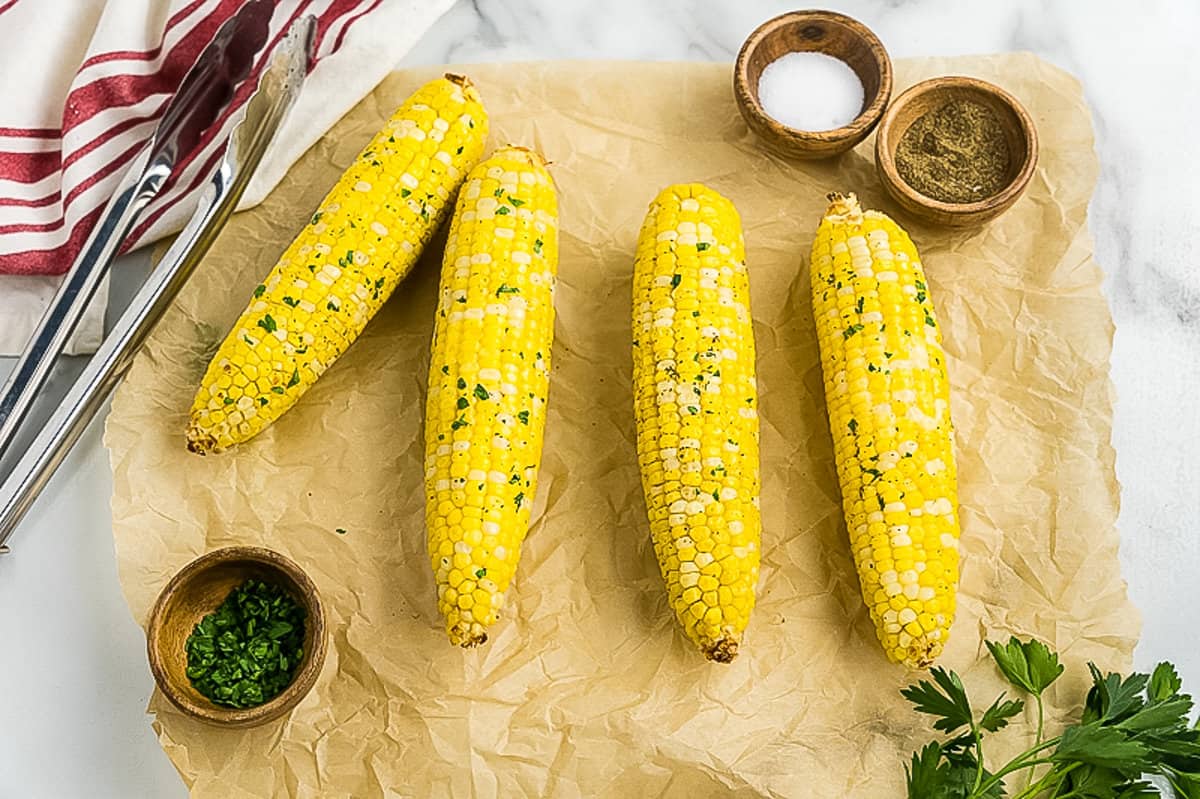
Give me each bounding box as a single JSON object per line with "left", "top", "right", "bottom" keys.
{"left": 734, "top": 10, "right": 893, "bottom": 159}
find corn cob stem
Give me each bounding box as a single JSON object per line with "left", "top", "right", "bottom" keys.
{"left": 187, "top": 74, "right": 488, "bottom": 454}
{"left": 632, "top": 183, "right": 762, "bottom": 663}
{"left": 424, "top": 146, "right": 559, "bottom": 647}
{"left": 810, "top": 192, "right": 961, "bottom": 668}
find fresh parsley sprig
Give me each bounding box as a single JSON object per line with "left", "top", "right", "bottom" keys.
{"left": 903, "top": 637, "right": 1200, "bottom": 798}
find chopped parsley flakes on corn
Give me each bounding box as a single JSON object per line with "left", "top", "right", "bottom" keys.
{"left": 810, "top": 192, "right": 961, "bottom": 668}
{"left": 424, "top": 146, "right": 558, "bottom": 648}
{"left": 186, "top": 74, "right": 488, "bottom": 454}
{"left": 631, "top": 183, "right": 762, "bottom": 663}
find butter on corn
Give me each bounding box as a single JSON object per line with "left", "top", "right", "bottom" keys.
{"left": 423, "top": 146, "right": 558, "bottom": 648}
{"left": 631, "top": 183, "right": 762, "bottom": 663}
{"left": 186, "top": 74, "right": 488, "bottom": 454}
{"left": 810, "top": 192, "right": 961, "bottom": 668}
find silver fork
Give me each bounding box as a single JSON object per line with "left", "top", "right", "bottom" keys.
{"left": 0, "top": 11, "right": 314, "bottom": 551}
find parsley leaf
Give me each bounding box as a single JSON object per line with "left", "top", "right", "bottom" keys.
{"left": 1170, "top": 770, "right": 1200, "bottom": 798}
{"left": 1116, "top": 696, "right": 1193, "bottom": 734}
{"left": 1085, "top": 666, "right": 1149, "bottom": 724}
{"left": 901, "top": 667, "right": 974, "bottom": 734}
{"left": 986, "top": 637, "right": 1064, "bottom": 696}
{"left": 1053, "top": 724, "right": 1151, "bottom": 770}
{"left": 979, "top": 695, "right": 1024, "bottom": 732}
{"left": 942, "top": 750, "right": 1003, "bottom": 799}
{"left": 1149, "top": 662, "right": 1183, "bottom": 702}
{"left": 905, "top": 742, "right": 950, "bottom": 799}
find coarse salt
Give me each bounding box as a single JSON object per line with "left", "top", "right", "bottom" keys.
{"left": 757, "top": 51, "right": 865, "bottom": 132}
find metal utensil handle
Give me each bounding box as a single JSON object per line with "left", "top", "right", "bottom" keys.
{"left": 0, "top": 14, "right": 314, "bottom": 550}
{"left": 0, "top": 0, "right": 274, "bottom": 462}
{"left": 0, "top": 151, "right": 168, "bottom": 457}
{"left": 0, "top": 166, "right": 228, "bottom": 549}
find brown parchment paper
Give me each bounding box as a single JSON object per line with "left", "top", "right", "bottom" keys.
{"left": 106, "top": 55, "right": 1138, "bottom": 798}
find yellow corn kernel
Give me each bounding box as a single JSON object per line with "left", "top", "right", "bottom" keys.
{"left": 810, "top": 192, "right": 960, "bottom": 669}
{"left": 424, "top": 146, "right": 559, "bottom": 647}
{"left": 187, "top": 74, "right": 489, "bottom": 454}
{"left": 631, "top": 183, "right": 762, "bottom": 663}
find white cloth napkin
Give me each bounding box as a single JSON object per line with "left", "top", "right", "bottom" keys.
{"left": 0, "top": 0, "right": 454, "bottom": 356}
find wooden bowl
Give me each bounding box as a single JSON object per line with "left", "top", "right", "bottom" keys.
{"left": 146, "top": 546, "right": 327, "bottom": 728}
{"left": 734, "top": 10, "right": 893, "bottom": 159}
{"left": 875, "top": 76, "right": 1039, "bottom": 227}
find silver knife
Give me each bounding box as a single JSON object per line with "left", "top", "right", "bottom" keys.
{"left": 0, "top": 13, "right": 315, "bottom": 550}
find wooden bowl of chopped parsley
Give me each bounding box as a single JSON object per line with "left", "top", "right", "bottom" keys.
{"left": 146, "top": 546, "right": 327, "bottom": 727}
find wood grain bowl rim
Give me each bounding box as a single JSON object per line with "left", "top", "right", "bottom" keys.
{"left": 874, "top": 75, "right": 1040, "bottom": 218}
{"left": 733, "top": 9, "right": 894, "bottom": 154}
{"left": 145, "top": 546, "right": 327, "bottom": 728}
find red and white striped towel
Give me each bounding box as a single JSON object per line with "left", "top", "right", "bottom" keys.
{"left": 0, "top": 0, "right": 453, "bottom": 355}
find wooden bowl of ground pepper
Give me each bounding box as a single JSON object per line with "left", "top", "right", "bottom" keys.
{"left": 146, "top": 546, "right": 327, "bottom": 728}
{"left": 875, "top": 76, "right": 1038, "bottom": 227}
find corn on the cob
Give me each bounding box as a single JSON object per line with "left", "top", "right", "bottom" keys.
{"left": 186, "top": 74, "right": 488, "bottom": 454}
{"left": 423, "top": 146, "right": 558, "bottom": 647}
{"left": 631, "top": 184, "right": 761, "bottom": 663}
{"left": 810, "top": 192, "right": 960, "bottom": 669}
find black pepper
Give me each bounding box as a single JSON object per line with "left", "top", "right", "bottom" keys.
{"left": 895, "top": 99, "right": 1011, "bottom": 204}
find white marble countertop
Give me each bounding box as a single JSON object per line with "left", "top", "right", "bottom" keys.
{"left": 2, "top": 1, "right": 1198, "bottom": 796}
